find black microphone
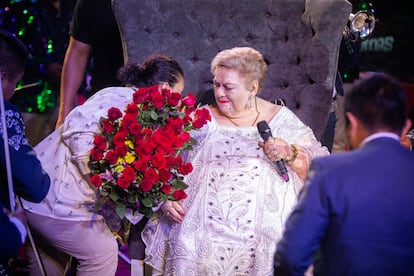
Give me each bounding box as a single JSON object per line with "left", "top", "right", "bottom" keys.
{"left": 257, "top": 120, "right": 289, "bottom": 182}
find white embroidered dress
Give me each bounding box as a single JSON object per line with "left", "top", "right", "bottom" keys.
{"left": 143, "top": 106, "right": 329, "bottom": 275}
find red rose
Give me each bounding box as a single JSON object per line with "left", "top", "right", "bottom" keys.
{"left": 108, "top": 107, "right": 122, "bottom": 121}
{"left": 140, "top": 140, "right": 156, "bottom": 156}
{"left": 118, "top": 124, "right": 128, "bottom": 132}
{"left": 180, "top": 132, "right": 191, "bottom": 143}
{"left": 90, "top": 148, "right": 103, "bottom": 161}
{"left": 125, "top": 103, "right": 139, "bottom": 116}
{"left": 129, "top": 122, "right": 142, "bottom": 136}
{"left": 182, "top": 113, "right": 192, "bottom": 124}
{"left": 93, "top": 135, "right": 107, "bottom": 151}
{"left": 193, "top": 108, "right": 211, "bottom": 128}
{"left": 182, "top": 94, "right": 197, "bottom": 107}
{"left": 133, "top": 155, "right": 150, "bottom": 172}
{"left": 184, "top": 105, "right": 195, "bottom": 115}
{"left": 103, "top": 124, "right": 115, "bottom": 133}
{"left": 105, "top": 150, "right": 119, "bottom": 165}
{"left": 161, "top": 88, "right": 171, "bottom": 98}
{"left": 158, "top": 169, "right": 172, "bottom": 182}
{"left": 193, "top": 119, "right": 205, "bottom": 129}
{"left": 153, "top": 131, "right": 174, "bottom": 155}
{"left": 101, "top": 119, "right": 115, "bottom": 133}
{"left": 171, "top": 136, "right": 183, "bottom": 149}
{"left": 143, "top": 128, "right": 153, "bottom": 136}
{"left": 117, "top": 176, "right": 130, "bottom": 189}
{"left": 123, "top": 166, "right": 136, "bottom": 182}
{"left": 113, "top": 130, "right": 128, "bottom": 144}
{"left": 150, "top": 153, "right": 167, "bottom": 169}
{"left": 139, "top": 179, "right": 153, "bottom": 192}
{"left": 179, "top": 162, "right": 193, "bottom": 175}
{"left": 147, "top": 85, "right": 159, "bottom": 97}
{"left": 166, "top": 155, "right": 182, "bottom": 167}
{"left": 121, "top": 113, "right": 136, "bottom": 128}
{"left": 144, "top": 168, "right": 159, "bottom": 183}
{"left": 90, "top": 174, "right": 102, "bottom": 187}
{"left": 152, "top": 93, "right": 165, "bottom": 109}
{"left": 173, "top": 190, "right": 187, "bottom": 200}
{"left": 133, "top": 88, "right": 149, "bottom": 104}
{"left": 166, "top": 117, "right": 184, "bottom": 131}
{"left": 115, "top": 142, "right": 128, "bottom": 156}
{"left": 160, "top": 184, "right": 172, "bottom": 194}
{"left": 167, "top": 92, "right": 182, "bottom": 106}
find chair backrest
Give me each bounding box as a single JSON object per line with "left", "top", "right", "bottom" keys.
{"left": 112, "top": 0, "right": 351, "bottom": 139}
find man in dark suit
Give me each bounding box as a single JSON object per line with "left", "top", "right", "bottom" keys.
{"left": 274, "top": 73, "right": 414, "bottom": 276}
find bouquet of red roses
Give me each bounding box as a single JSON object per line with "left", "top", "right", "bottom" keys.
{"left": 89, "top": 85, "right": 210, "bottom": 220}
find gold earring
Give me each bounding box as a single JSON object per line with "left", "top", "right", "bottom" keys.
{"left": 248, "top": 95, "right": 253, "bottom": 109}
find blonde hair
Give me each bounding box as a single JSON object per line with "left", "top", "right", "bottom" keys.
{"left": 211, "top": 47, "right": 267, "bottom": 92}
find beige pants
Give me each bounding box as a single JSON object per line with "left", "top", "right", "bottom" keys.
{"left": 25, "top": 212, "right": 118, "bottom": 276}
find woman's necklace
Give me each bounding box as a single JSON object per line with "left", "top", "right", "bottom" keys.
{"left": 225, "top": 97, "right": 261, "bottom": 127}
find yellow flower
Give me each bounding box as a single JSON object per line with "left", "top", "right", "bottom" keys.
{"left": 114, "top": 164, "right": 125, "bottom": 173}
{"left": 124, "top": 152, "right": 136, "bottom": 164}
{"left": 125, "top": 140, "right": 134, "bottom": 149}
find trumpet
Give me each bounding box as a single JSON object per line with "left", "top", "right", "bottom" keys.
{"left": 343, "top": 10, "right": 376, "bottom": 41}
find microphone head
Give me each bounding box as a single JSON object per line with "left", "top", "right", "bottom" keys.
{"left": 257, "top": 120, "right": 272, "bottom": 141}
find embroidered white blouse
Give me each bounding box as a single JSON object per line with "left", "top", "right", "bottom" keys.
{"left": 22, "top": 87, "right": 135, "bottom": 221}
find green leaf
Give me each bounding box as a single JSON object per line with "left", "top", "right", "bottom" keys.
{"left": 109, "top": 190, "right": 120, "bottom": 202}
{"left": 177, "top": 111, "right": 185, "bottom": 118}
{"left": 160, "top": 193, "right": 168, "bottom": 202}
{"left": 158, "top": 112, "right": 168, "bottom": 122}
{"left": 144, "top": 207, "right": 154, "bottom": 218}
{"left": 150, "top": 110, "right": 158, "bottom": 120}
{"left": 100, "top": 189, "right": 109, "bottom": 197}
{"left": 141, "top": 111, "right": 152, "bottom": 123}
{"left": 171, "top": 179, "right": 189, "bottom": 190}
{"left": 141, "top": 197, "right": 153, "bottom": 208}
{"left": 116, "top": 204, "right": 126, "bottom": 219}
{"left": 94, "top": 196, "right": 105, "bottom": 213}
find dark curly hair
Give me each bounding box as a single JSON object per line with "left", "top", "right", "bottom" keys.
{"left": 117, "top": 54, "right": 184, "bottom": 88}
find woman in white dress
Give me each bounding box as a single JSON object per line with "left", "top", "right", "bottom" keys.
{"left": 143, "top": 47, "right": 329, "bottom": 275}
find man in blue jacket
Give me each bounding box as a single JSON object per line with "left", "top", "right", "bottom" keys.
{"left": 0, "top": 30, "right": 50, "bottom": 208}
{"left": 274, "top": 73, "right": 414, "bottom": 276}
{"left": 0, "top": 30, "right": 50, "bottom": 273}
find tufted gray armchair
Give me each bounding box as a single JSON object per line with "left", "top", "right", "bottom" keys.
{"left": 112, "top": 0, "right": 351, "bottom": 139}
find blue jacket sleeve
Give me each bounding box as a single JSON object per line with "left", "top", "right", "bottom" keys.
{"left": 0, "top": 102, "right": 50, "bottom": 208}
{"left": 274, "top": 159, "right": 330, "bottom": 275}
{"left": 0, "top": 203, "right": 21, "bottom": 262}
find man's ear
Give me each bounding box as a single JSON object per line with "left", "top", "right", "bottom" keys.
{"left": 345, "top": 112, "right": 362, "bottom": 149}
{"left": 400, "top": 119, "right": 413, "bottom": 149}
{"left": 402, "top": 119, "right": 412, "bottom": 136}
{"left": 345, "top": 112, "right": 359, "bottom": 129}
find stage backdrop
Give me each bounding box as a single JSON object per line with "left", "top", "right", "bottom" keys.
{"left": 112, "top": 0, "right": 351, "bottom": 139}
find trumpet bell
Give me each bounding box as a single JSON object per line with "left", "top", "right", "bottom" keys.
{"left": 349, "top": 10, "right": 376, "bottom": 40}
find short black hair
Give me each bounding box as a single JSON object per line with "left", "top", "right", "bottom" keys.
{"left": 0, "top": 30, "right": 29, "bottom": 80}
{"left": 345, "top": 73, "right": 407, "bottom": 134}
